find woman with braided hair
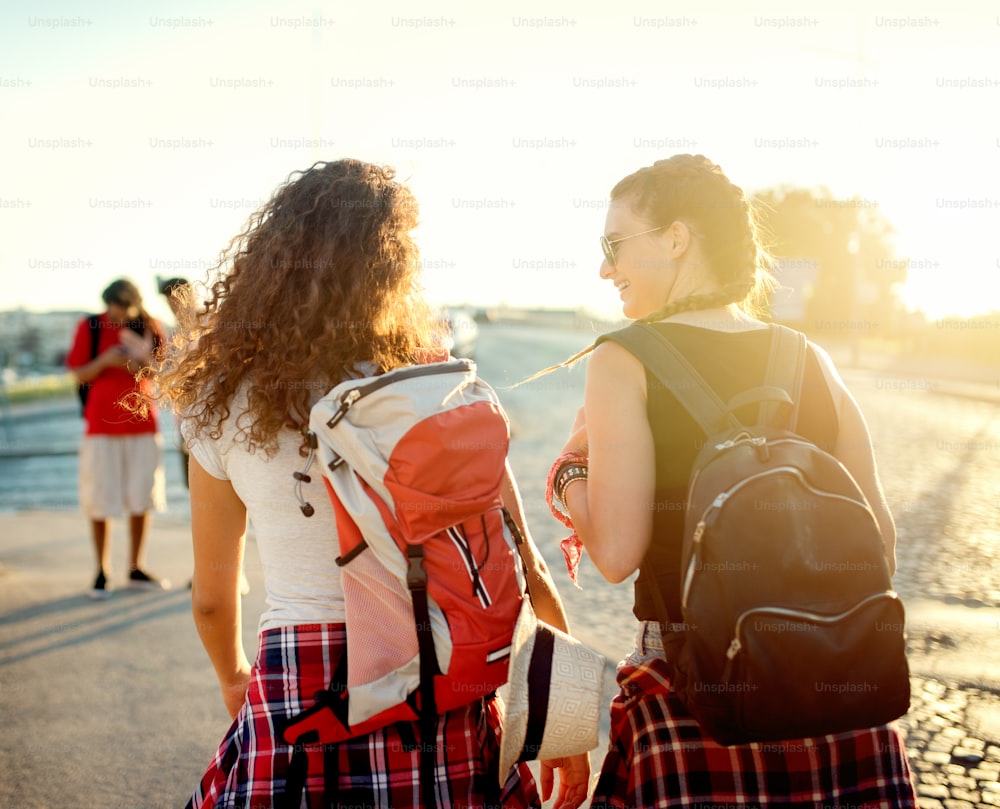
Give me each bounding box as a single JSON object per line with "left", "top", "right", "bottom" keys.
{"left": 548, "top": 155, "right": 916, "bottom": 807}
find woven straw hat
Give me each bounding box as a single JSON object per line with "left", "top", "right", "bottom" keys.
{"left": 499, "top": 598, "right": 607, "bottom": 784}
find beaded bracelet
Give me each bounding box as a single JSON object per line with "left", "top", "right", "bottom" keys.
{"left": 555, "top": 463, "right": 588, "bottom": 504}
{"left": 545, "top": 450, "right": 589, "bottom": 586}
{"left": 546, "top": 451, "right": 588, "bottom": 524}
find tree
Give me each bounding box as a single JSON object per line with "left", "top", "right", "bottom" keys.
{"left": 752, "top": 186, "right": 905, "bottom": 338}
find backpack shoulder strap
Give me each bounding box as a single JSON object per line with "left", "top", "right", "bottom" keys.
{"left": 597, "top": 323, "right": 738, "bottom": 435}
{"left": 88, "top": 314, "right": 101, "bottom": 359}
{"left": 760, "top": 324, "right": 808, "bottom": 429}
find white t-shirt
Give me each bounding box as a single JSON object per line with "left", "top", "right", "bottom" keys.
{"left": 183, "top": 387, "right": 345, "bottom": 631}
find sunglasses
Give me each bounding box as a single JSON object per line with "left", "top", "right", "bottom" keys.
{"left": 600, "top": 226, "right": 664, "bottom": 268}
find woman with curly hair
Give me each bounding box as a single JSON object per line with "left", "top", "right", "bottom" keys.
{"left": 547, "top": 154, "right": 917, "bottom": 808}
{"left": 158, "top": 159, "right": 589, "bottom": 809}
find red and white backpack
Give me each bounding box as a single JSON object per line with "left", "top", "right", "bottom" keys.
{"left": 282, "top": 359, "right": 524, "bottom": 757}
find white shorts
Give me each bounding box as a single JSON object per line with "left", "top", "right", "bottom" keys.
{"left": 78, "top": 434, "right": 166, "bottom": 520}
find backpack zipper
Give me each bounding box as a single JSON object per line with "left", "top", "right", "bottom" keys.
{"left": 687, "top": 437, "right": 817, "bottom": 515}
{"left": 724, "top": 591, "right": 901, "bottom": 660}
{"left": 681, "top": 465, "right": 878, "bottom": 610}
{"left": 325, "top": 359, "right": 474, "bottom": 428}
{"left": 447, "top": 524, "right": 492, "bottom": 608}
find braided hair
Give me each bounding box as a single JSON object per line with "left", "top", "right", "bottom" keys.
{"left": 615, "top": 154, "right": 770, "bottom": 323}
{"left": 525, "top": 154, "right": 772, "bottom": 378}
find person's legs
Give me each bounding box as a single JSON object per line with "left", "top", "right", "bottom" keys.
{"left": 87, "top": 518, "right": 113, "bottom": 599}
{"left": 129, "top": 511, "right": 147, "bottom": 571}
{"left": 127, "top": 508, "right": 168, "bottom": 589}
{"left": 89, "top": 517, "right": 113, "bottom": 598}
{"left": 122, "top": 434, "right": 169, "bottom": 589}
{"left": 81, "top": 437, "right": 120, "bottom": 598}
{"left": 91, "top": 518, "right": 111, "bottom": 572}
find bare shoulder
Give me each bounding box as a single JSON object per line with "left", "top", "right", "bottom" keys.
{"left": 591, "top": 336, "right": 644, "bottom": 367}
{"left": 589, "top": 338, "right": 647, "bottom": 387}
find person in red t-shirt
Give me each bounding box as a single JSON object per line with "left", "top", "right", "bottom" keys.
{"left": 66, "top": 278, "right": 170, "bottom": 599}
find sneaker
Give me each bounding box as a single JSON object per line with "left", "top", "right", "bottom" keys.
{"left": 128, "top": 568, "right": 171, "bottom": 591}
{"left": 88, "top": 570, "right": 112, "bottom": 600}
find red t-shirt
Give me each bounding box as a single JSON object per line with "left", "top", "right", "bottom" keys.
{"left": 66, "top": 313, "right": 164, "bottom": 436}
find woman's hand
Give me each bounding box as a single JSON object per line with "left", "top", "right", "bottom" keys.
{"left": 100, "top": 345, "right": 130, "bottom": 368}
{"left": 119, "top": 328, "right": 155, "bottom": 364}
{"left": 221, "top": 665, "right": 252, "bottom": 719}
{"left": 539, "top": 752, "right": 592, "bottom": 809}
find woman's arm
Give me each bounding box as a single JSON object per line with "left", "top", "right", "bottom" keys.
{"left": 500, "top": 460, "right": 571, "bottom": 632}
{"left": 811, "top": 344, "right": 897, "bottom": 574}
{"left": 561, "top": 341, "right": 655, "bottom": 583}
{"left": 500, "top": 459, "right": 591, "bottom": 809}
{"left": 837, "top": 395, "right": 897, "bottom": 574}
{"left": 189, "top": 455, "right": 252, "bottom": 718}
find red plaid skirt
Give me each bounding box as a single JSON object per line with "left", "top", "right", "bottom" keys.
{"left": 591, "top": 640, "right": 917, "bottom": 809}
{"left": 186, "top": 623, "right": 539, "bottom": 809}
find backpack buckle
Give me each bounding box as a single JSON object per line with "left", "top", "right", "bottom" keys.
{"left": 406, "top": 545, "right": 427, "bottom": 590}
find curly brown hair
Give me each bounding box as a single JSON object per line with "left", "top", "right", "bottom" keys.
{"left": 155, "top": 159, "right": 442, "bottom": 456}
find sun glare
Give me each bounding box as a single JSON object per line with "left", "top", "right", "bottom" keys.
{"left": 3, "top": 2, "right": 998, "bottom": 330}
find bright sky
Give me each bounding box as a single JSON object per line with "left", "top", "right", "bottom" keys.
{"left": 2, "top": 0, "right": 998, "bottom": 324}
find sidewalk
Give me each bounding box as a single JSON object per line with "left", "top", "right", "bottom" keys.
{"left": 2, "top": 510, "right": 1000, "bottom": 807}
{"left": 0, "top": 510, "right": 255, "bottom": 809}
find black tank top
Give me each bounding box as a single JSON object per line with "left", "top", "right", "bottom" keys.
{"left": 632, "top": 322, "right": 839, "bottom": 622}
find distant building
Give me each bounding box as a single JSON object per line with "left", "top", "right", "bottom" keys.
{"left": 0, "top": 308, "right": 87, "bottom": 370}
{"left": 488, "top": 306, "right": 624, "bottom": 331}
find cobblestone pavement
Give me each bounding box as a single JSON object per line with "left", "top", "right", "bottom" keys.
{"left": 851, "top": 380, "right": 1000, "bottom": 611}
{"left": 901, "top": 678, "right": 1000, "bottom": 807}
{"left": 839, "top": 369, "right": 1000, "bottom": 805}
